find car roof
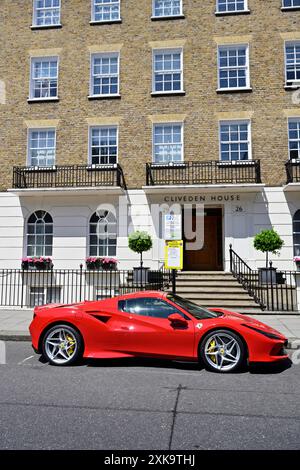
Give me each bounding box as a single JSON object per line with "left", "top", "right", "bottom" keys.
{"left": 117, "top": 291, "right": 166, "bottom": 300}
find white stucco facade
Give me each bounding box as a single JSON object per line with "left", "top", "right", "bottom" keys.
{"left": 0, "top": 185, "right": 299, "bottom": 272}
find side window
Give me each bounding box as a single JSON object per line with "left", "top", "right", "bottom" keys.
{"left": 118, "top": 297, "right": 187, "bottom": 319}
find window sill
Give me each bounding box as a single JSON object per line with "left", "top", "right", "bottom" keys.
{"left": 215, "top": 10, "right": 251, "bottom": 16}
{"left": 151, "top": 91, "right": 186, "bottom": 97}
{"left": 151, "top": 15, "right": 185, "bottom": 21}
{"left": 27, "top": 97, "right": 59, "bottom": 103}
{"left": 216, "top": 87, "right": 252, "bottom": 94}
{"left": 88, "top": 94, "right": 121, "bottom": 100}
{"left": 25, "top": 166, "right": 57, "bottom": 172}
{"left": 87, "top": 164, "right": 117, "bottom": 170}
{"left": 89, "top": 19, "right": 122, "bottom": 25}
{"left": 217, "top": 160, "right": 253, "bottom": 167}
{"left": 284, "top": 84, "right": 300, "bottom": 90}
{"left": 31, "top": 24, "right": 62, "bottom": 30}
{"left": 281, "top": 7, "right": 300, "bottom": 12}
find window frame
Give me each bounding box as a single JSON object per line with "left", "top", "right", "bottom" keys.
{"left": 90, "top": 52, "right": 120, "bottom": 98}
{"left": 88, "top": 125, "right": 119, "bottom": 166}
{"left": 282, "top": 0, "right": 300, "bottom": 10}
{"left": 287, "top": 117, "right": 300, "bottom": 160}
{"left": 29, "top": 286, "right": 61, "bottom": 307}
{"left": 91, "top": 0, "right": 121, "bottom": 23}
{"left": 29, "top": 56, "right": 59, "bottom": 101}
{"left": 151, "top": 0, "right": 184, "bottom": 19}
{"left": 152, "top": 122, "right": 184, "bottom": 164}
{"left": 215, "top": 0, "right": 249, "bottom": 14}
{"left": 293, "top": 210, "right": 300, "bottom": 257}
{"left": 217, "top": 43, "right": 251, "bottom": 91}
{"left": 284, "top": 41, "right": 300, "bottom": 87}
{"left": 26, "top": 210, "right": 54, "bottom": 258}
{"left": 88, "top": 210, "right": 118, "bottom": 258}
{"left": 27, "top": 128, "right": 57, "bottom": 168}
{"left": 32, "top": 0, "right": 62, "bottom": 28}
{"left": 219, "top": 119, "right": 252, "bottom": 162}
{"left": 152, "top": 47, "right": 184, "bottom": 95}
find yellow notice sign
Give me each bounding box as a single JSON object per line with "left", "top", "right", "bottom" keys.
{"left": 165, "top": 240, "right": 183, "bottom": 270}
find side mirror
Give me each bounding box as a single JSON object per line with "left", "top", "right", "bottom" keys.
{"left": 168, "top": 313, "right": 188, "bottom": 326}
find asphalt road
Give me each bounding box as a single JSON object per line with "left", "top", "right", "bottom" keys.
{"left": 0, "top": 342, "right": 299, "bottom": 450}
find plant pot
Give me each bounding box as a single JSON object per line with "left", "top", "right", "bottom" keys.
{"left": 133, "top": 267, "right": 150, "bottom": 285}
{"left": 258, "top": 267, "right": 277, "bottom": 284}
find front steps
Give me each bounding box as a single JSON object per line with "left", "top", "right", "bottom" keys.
{"left": 174, "top": 271, "right": 263, "bottom": 314}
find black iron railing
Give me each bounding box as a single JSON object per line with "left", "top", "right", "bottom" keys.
{"left": 12, "top": 164, "right": 127, "bottom": 190}
{"left": 146, "top": 160, "right": 261, "bottom": 186}
{"left": 230, "top": 245, "right": 298, "bottom": 312}
{"left": 0, "top": 266, "right": 172, "bottom": 308}
{"left": 286, "top": 159, "right": 300, "bottom": 183}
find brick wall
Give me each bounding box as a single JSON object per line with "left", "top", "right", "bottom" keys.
{"left": 0, "top": 0, "right": 300, "bottom": 190}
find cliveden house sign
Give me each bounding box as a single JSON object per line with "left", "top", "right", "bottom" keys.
{"left": 163, "top": 194, "right": 242, "bottom": 203}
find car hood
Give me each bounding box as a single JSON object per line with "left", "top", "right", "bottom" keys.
{"left": 215, "top": 309, "right": 286, "bottom": 338}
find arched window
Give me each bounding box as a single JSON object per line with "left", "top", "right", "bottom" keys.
{"left": 89, "top": 210, "right": 117, "bottom": 257}
{"left": 293, "top": 210, "right": 300, "bottom": 256}
{"left": 27, "top": 211, "right": 53, "bottom": 257}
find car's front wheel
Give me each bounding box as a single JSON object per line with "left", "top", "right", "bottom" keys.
{"left": 42, "top": 324, "right": 83, "bottom": 366}
{"left": 199, "top": 329, "right": 246, "bottom": 373}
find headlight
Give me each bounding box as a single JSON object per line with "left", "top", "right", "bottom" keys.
{"left": 242, "top": 324, "right": 282, "bottom": 340}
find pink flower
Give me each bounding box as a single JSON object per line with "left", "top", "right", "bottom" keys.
{"left": 294, "top": 257, "right": 300, "bottom": 262}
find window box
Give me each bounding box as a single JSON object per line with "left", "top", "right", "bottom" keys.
{"left": 86, "top": 257, "right": 118, "bottom": 270}
{"left": 22, "top": 257, "right": 53, "bottom": 270}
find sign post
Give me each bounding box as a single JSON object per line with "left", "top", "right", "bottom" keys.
{"left": 164, "top": 240, "right": 183, "bottom": 294}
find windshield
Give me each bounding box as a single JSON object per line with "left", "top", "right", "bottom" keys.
{"left": 167, "top": 294, "right": 224, "bottom": 320}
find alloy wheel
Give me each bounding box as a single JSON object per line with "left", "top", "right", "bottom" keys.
{"left": 44, "top": 327, "right": 78, "bottom": 365}
{"left": 204, "top": 332, "right": 241, "bottom": 372}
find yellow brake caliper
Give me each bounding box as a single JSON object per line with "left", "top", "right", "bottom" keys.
{"left": 66, "top": 334, "right": 76, "bottom": 356}
{"left": 207, "top": 340, "right": 217, "bottom": 363}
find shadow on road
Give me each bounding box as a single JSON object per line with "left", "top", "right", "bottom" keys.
{"left": 85, "top": 356, "right": 203, "bottom": 371}
{"left": 248, "top": 358, "right": 292, "bottom": 374}
{"left": 82, "top": 356, "right": 293, "bottom": 374}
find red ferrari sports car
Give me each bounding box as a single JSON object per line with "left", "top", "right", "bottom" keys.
{"left": 29, "top": 291, "right": 288, "bottom": 373}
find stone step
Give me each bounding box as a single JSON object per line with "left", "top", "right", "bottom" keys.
{"left": 179, "top": 292, "right": 256, "bottom": 300}
{"left": 177, "top": 275, "right": 237, "bottom": 281}
{"left": 176, "top": 291, "right": 251, "bottom": 299}
{"left": 175, "top": 285, "right": 247, "bottom": 293}
{"left": 183, "top": 298, "right": 259, "bottom": 307}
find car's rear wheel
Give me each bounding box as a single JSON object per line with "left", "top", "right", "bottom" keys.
{"left": 42, "top": 324, "right": 82, "bottom": 366}
{"left": 199, "top": 329, "right": 246, "bottom": 373}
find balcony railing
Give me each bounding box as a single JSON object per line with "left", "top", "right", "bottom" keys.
{"left": 12, "top": 164, "right": 127, "bottom": 190}
{"left": 146, "top": 160, "right": 261, "bottom": 186}
{"left": 286, "top": 159, "right": 300, "bottom": 184}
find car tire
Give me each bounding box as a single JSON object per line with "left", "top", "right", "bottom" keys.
{"left": 42, "top": 324, "right": 83, "bottom": 366}
{"left": 199, "top": 329, "right": 246, "bottom": 373}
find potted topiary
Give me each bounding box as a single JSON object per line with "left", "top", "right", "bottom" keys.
{"left": 128, "top": 231, "right": 153, "bottom": 284}
{"left": 253, "top": 229, "right": 284, "bottom": 283}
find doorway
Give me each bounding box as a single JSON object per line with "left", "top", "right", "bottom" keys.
{"left": 183, "top": 207, "right": 223, "bottom": 271}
